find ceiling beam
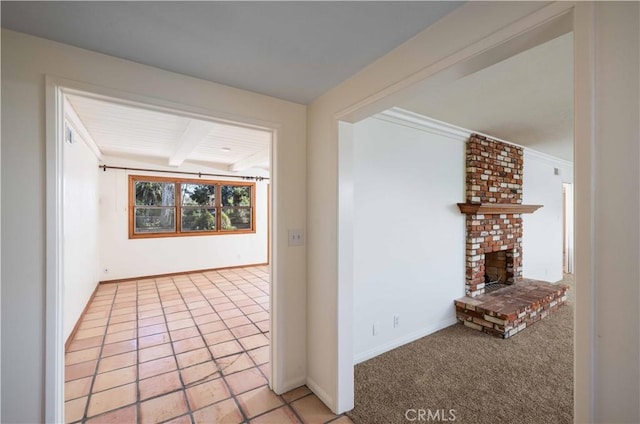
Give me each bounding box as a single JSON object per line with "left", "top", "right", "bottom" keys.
{"left": 229, "top": 148, "right": 270, "bottom": 172}
{"left": 168, "top": 120, "right": 212, "bottom": 167}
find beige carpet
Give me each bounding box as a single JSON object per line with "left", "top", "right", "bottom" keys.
{"left": 347, "top": 276, "right": 574, "bottom": 424}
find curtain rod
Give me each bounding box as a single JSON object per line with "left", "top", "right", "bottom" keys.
{"left": 98, "top": 164, "right": 269, "bottom": 181}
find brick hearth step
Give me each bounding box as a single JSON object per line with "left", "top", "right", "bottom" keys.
{"left": 454, "top": 279, "right": 569, "bottom": 338}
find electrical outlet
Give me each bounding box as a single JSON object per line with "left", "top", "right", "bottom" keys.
{"left": 288, "top": 229, "right": 304, "bottom": 246}
{"left": 393, "top": 314, "right": 400, "bottom": 328}
{"left": 372, "top": 323, "right": 378, "bottom": 336}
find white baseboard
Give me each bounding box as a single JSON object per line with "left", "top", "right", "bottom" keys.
{"left": 354, "top": 317, "right": 458, "bottom": 364}
{"left": 276, "top": 375, "right": 307, "bottom": 395}
{"left": 306, "top": 376, "right": 336, "bottom": 412}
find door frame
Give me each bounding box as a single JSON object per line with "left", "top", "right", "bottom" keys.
{"left": 563, "top": 182, "right": 575, "bottom": 274}
{"left": 45, "top": 77, "right": 280, "bottom": 422}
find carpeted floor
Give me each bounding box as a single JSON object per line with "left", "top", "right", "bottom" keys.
{"left": 347, "top": 275, "right": 574, "bottom": 424}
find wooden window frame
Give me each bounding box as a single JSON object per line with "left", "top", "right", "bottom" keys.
{"left": 128, "top": 175, "right": 256, "bottom": 239}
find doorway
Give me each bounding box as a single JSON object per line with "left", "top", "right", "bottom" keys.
{"left": 333, "top": 4, "right": 586, "bottom": 418}
{"left": 49, "top": 82, "right": 278, "bottom": 422}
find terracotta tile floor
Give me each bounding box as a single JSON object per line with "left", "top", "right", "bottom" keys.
{"left": 65, "top": 266, "right": 351, "bottom": 424}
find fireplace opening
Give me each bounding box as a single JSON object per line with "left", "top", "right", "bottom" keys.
{"left": 484, "top": 251, "right": 508, "bottom": 293}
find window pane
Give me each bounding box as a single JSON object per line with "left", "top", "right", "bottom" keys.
{"left": 222, "top": 207, "right": 252, "bottom": 230}
{"left": 221, "top": 185, "right": 251, "bottom": 207}
{"left": 182, "top": 208, "right": 216, "bottom": 232}
{"left": 182, "top": 183, "right": 216, "bottom": 206}
{"left": 135, "top": 181, "right": 175, "bottom": 206}
{"left": 135, "top": 207, "right": 175, "bottom": 233}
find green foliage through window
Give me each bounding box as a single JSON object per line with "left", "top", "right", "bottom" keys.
{"left": 131, "top": 176, "right": 254, "bottom": 237}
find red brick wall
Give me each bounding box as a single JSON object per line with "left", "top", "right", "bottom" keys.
{"left": 465, "top": 134, "right": 523, "bottom": 296}
{"left": 466, "top": 134, "right": 523, "bottom": 204}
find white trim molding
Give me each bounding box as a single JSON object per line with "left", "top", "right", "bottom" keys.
{"left": 354, "top": 317, "right": 458, "bottom": 365}
{"left": 306, "top": 376, "right": 335, "bottom": 413}
{"left": 375, "top": 108, "right": 471, "bottom": 141}
{"left": 45, "top": 76, "right": 65, "bottom": 424}
{"left": 524, "top": 147, "right": 574, "bottom": 168}
{"left": 572, "top": 5, "right": 595, "bottom": 420}
{"left": 379, "top": 107, "right": 575, "bottom": 168}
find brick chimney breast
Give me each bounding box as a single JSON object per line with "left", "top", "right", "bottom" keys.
{"left": 466, "top": 134, "right": 523, "bottom": 205}
{"left": 463, "top": 134, "right": 524, "bottom": 296}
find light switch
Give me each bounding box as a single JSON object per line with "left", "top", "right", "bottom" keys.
{"left": 288, "top": 229, "right": 304, "bottom": 246}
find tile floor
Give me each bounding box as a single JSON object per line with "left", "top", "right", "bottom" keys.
{"left": 65, "top": 266, "right": 352, "bottom": 424}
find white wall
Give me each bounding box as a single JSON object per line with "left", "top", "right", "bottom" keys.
{"left": 99, "top": 157, "right": 269, "bottom": 280}
{"left": 1, "top": 29, "right": 306, "bottom": 423}
{"left": 522, "top": 150, "right": 573, "bottom": 282}
{"left": 350, "top": 112, "right": 572, "bottom": 362}
{"left": 352, "top": 115, "right": 464, "bottom": 363}
{"left": 62, "top": 121, "right": 101, "bottom": 341}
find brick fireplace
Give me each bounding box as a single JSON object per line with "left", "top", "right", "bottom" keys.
{"left": 455, "top": 134, "right": 568, "bottom": 338}
{"left": 459, "top": 134, "right": 535, "bottom": 297}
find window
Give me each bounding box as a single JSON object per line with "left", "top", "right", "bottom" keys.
{"left": 129, "top": 175, "right": 255, "bottom": 238}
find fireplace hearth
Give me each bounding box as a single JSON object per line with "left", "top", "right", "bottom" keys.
{"left": 455, "top": 280, "right": 569, "bottom": 338}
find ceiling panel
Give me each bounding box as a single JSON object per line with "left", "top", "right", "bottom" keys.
{"left": 66, "top": 94, "right": 189, "bottom": 157}
{"left": 65, "top": 94, "right": 271, "bottom": 170}
{"left": 191, "top": 126, "right": 271, "bottom": 166}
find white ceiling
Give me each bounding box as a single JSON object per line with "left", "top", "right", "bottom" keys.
{"left": 1, "top": 1, "right": 463, "bottom": 104}
{"left": 399, "top": 32, "right": 574, "bottom": 161}
{"left": 66, "top": 94, "right": 272, "bottom": 171}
